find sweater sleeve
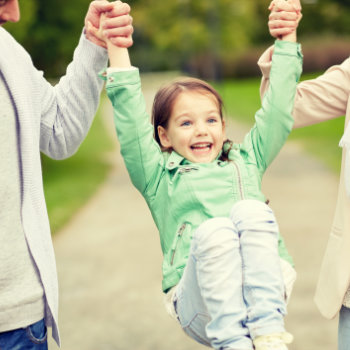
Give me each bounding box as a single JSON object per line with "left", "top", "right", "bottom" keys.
{"left": 39, "top": 32, "right": 108, "bottom": 159}
{"left": 105, "top": 69, "right": 164, "bottom": 195}
{"left": 242, "top": 40, "right": 303, "bottom": 172}
{"left": 258, "top": 45, "right": 350, "bottom": 129}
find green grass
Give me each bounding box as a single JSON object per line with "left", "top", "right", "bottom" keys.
{"left": 41, "top": 98, "right": 114, "bottom": 233}
{"left": 214, "top": 73, "right": 344, "bottom": 173}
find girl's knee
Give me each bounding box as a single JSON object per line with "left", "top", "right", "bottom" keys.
{"left": 193, "top": 217, "right": 237, "bottom": 255}
{"left": 230, "top": 199, "right": 279, "bottom": 233}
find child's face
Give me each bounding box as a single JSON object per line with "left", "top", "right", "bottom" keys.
{"left": 158, "top": 91, "right": 226, "bottom": 163}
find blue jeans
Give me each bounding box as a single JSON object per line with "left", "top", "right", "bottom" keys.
{"left": 174, "top": 200, "right": 286, "bottom": 350}
{"left": 0, "top": 319, "right": 48, "bottom": 350}
{"left": 339, "top": 305, "right": 350, "bottom": 350}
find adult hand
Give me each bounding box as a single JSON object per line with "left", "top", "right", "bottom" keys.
{"left": 85, "top": 0, "right": 133, "bottom": 49}
{"left": 268, "top": 0, "right": 302, "bottom": 41}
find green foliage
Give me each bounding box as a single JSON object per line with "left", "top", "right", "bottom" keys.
{"left": 3, "top": 0, "right": 38, "bottom": 42}
{"left": 4, "top": 0, "right": 91, "bottom": 77}
{"left": 4, "top": 0, "right": 350, "bottom": 76}
{"left": 130, "top": 0, "right": 258, "bottom": 73}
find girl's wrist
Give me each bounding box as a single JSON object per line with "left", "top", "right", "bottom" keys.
{"left": 107, "top": 41, "right": 131, "bottom": 68}
{"left": 281, "top": 31, "right": 297, "bottom": 43}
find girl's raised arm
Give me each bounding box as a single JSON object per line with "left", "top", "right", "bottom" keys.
{"left": 98, "top": 1, "right": 133, "bottom": 68}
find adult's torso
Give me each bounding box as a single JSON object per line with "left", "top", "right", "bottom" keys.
{"left": 0, "top": 72, "right": 45, "bottom": 332}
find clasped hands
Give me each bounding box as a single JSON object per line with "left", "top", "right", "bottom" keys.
{"left": 268, "top": 0, "right": 302, "bottom": 41}
{"left": 84, "top": 0, "right": 133, "bottom": 49}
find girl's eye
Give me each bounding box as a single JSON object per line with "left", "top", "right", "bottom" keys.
{"left": 208, "top": 118, "right": 218, "bottom": 124}
{"left": 181, "top": 121, "right": 191, "bottom": 127}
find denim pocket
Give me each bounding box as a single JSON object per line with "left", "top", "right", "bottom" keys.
{"left": 26, "top": 319, "right": 47, "bottom": 344}
{"left": 182, "top": 312, "right": 211, "bottom": 347}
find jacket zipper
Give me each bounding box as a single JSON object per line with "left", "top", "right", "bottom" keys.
{"left": 170, "top": 223, "right": 187, "bottom": 265}
{"left": 178, "top": 166, "right": 199, "bottom": 174}
{"left": 233, "top": 162, "right": 244, "bottom": 200}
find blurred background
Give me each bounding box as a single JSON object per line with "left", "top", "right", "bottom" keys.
{"left": 3, "top": 1, "right": 349, "bottom": 231}
{"left": 3, "top": 2, "right": 350, "bottom": 348}
{"left": 5, "top": 0, "right": 350, "bottom": 79}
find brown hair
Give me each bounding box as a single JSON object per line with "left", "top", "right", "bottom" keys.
{"left": 152, "top": 76, "right": 232, "bottom": 161}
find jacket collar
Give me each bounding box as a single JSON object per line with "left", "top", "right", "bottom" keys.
{"left": 165, "top": 151, "right": 190, "bottom": 170}
{"left": 165, "top": 149, "right": 225, "bottom": 170}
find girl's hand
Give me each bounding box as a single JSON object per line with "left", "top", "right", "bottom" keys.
{"left": 85, "top": 0, "right": 133, "bottom": 49}
{"left": 268, "top": 0, "right": 302, "bottom": 42}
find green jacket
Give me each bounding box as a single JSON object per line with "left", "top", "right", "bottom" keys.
{"left": 106, "top": 40, "right": 303, "bottom": 292}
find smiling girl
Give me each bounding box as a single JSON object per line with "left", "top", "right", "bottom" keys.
{"left": 101, "top": 2, "right": 302, "bottom": 348}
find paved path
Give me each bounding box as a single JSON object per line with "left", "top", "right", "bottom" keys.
{"left": 49, "top": 74, "right": 339, "bottom": 350}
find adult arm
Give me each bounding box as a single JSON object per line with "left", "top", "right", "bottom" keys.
{"left": 39, "top": 1, "right": 133, "bottom": 159}
{"left": 259, "top": 48, "right": 350, "bottom": 129}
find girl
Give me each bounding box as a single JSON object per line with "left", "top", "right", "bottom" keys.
{"left": 100, "top": 2, "right": 302, "bottom": 349}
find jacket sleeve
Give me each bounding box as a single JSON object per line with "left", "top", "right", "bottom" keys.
{"left": 258, "top": 45, "right": 350, "bottom": 129}
{"left": 38, "top": 32, "right": 108, "bottom": 159}
{"left": 105, "top": 69, "right": 164, "bottom": 195}
{"left": 242, "top": 40, "right": 302, "bottom": 172}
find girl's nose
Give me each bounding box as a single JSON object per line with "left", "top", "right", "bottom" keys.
{"left": 2, "top": 0, "right": 21, "bottom": 23}
{"left": 195, "top": 122, "right": 208, "bottom": 136}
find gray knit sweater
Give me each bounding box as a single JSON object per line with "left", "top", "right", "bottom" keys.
{"left": 0, "top": 74, "right": 45, "bottom": 333}
{"left": 0, "top": 27, "right": 108, "bottom": 345}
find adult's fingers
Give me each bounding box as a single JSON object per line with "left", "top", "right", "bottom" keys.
{"left": 270, "top": 27, "right": 294, "bottom": 38}
{"left": 102, "top": 14, "right": 132, "bottom": 29}
{"left": 90, "top": 0, "right": 114, "bottom": 13}
{"left": 269, "top": 10, "right": 299, "bottom": 21}
{"left": 104, "top": 25, "right": 134, "bottom": 40}
{"left": 105, "top": 1, "right": 131, "bottom": 17}
{"left": 85, "top": 1, "right": 114, "bottom": 29}
{"left": 85, "top": 21, "right": 108, "bottom": 48}
{"left": 109, "top": 36, "right": 133, "bottom": 48}
{"left": 269, "top": 19, "right": 297, "bottom": 30}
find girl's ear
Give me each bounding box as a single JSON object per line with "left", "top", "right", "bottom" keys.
{"left": 222, "top": 119, "right": 227, "bottom": 139}
{"left": 157, "top": 125, "right": 172, "bottom": 149}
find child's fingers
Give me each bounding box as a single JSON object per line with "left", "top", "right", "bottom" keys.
{"left": 290, "top": 0, "right": 302, "bottom": 12}
{"left": 268, "top": 0, "right": 275, "bottom": 11}
{"left": 85, "top": 20, "right": 108, "bottom": 48}
{"left": 272, "top": 0, "right": 298, "bottom": 12}
{"left": 85, "top": 1, "right": 114, "bottom": 31}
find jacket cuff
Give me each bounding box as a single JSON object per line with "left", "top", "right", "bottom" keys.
{"left": 274, "top": 40, "right": 303, "bottom": 58}
{"left": 258, "top": 41, "right": 303, "bottom": 78}
{"left": 105, "top": 68, "right": 140, "bottom": 87}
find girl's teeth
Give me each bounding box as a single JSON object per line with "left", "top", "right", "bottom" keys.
{"left": 192, "top": 144, "right": 210, "bottom": 149}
